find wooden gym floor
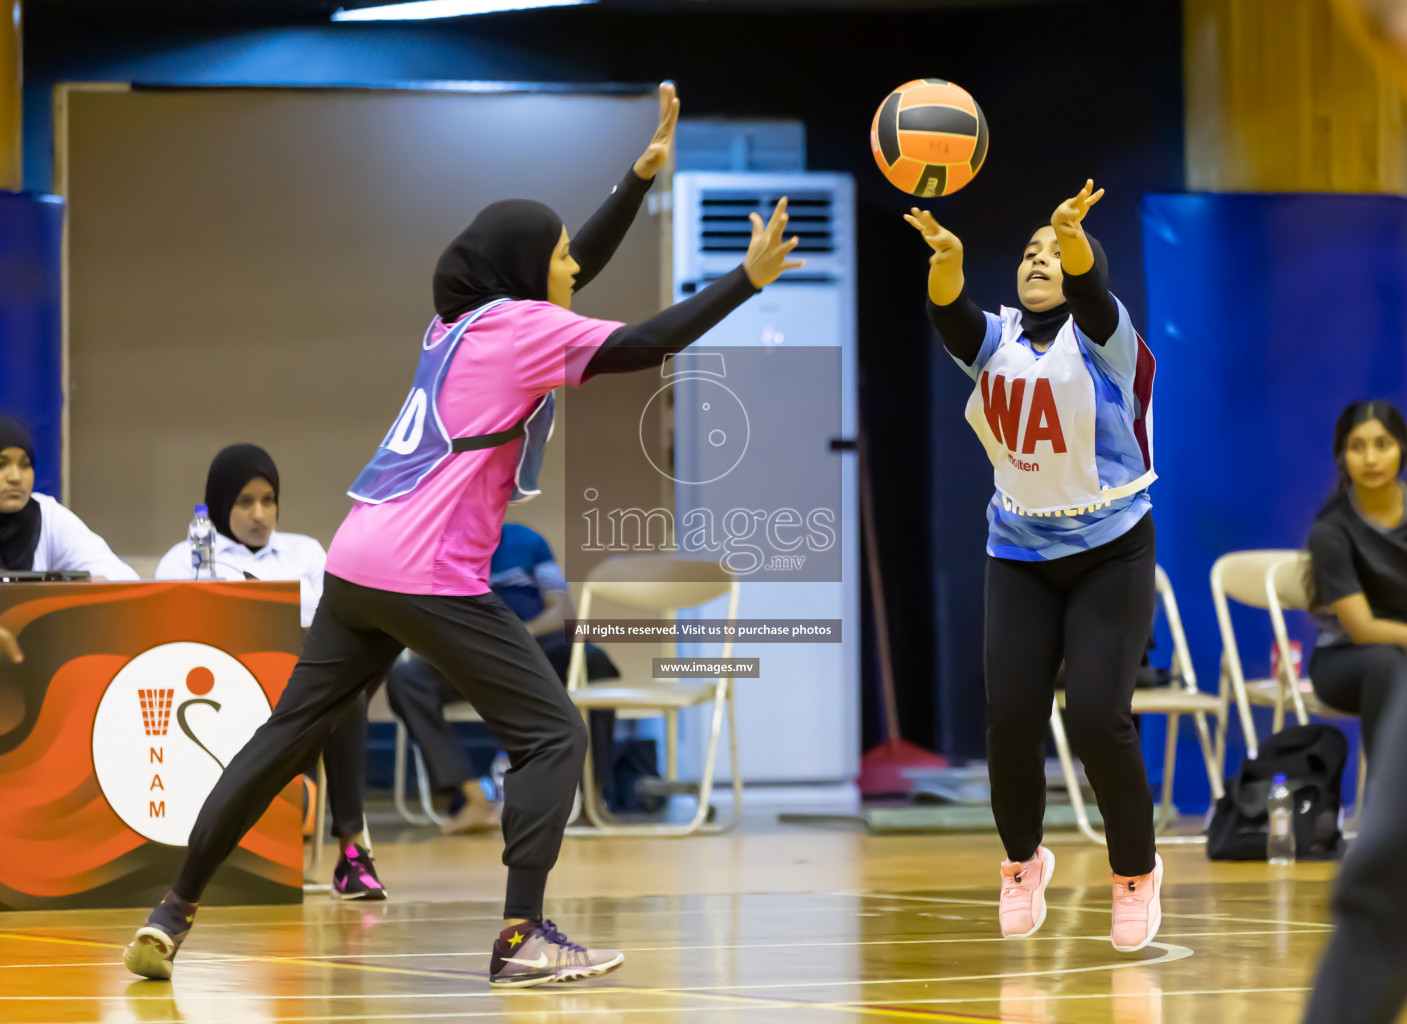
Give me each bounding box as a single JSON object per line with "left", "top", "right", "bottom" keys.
{"left": 0, "top": 815, "right": 1351, "bottom": 1023}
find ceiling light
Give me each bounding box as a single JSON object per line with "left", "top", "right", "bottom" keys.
{"left": 332, "top": 0, "right": 595, "bottom": 22}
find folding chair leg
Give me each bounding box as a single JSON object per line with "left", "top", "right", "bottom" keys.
{"left": 313, "top": 757, "right": 328, "bottom": 868}
{"left": 1156, "top": 713, "right": 1179, "bottom": 832}
{"left": 412, "top": 745, "right": 447, "bottom": 827}
{"left": 393, "top": 721, "right": 431, "bottom": 826}
{"left": 665, "top": 710, "right": 679, "bottom": 781}
{"left": 1346, "top": 746, "right": 1368, "bottom": 835}
{"left": 1049, "top": 701, "right": 1106, "bottom": 846}
{"left": 578, "top": 708, "right": 617, "bottom": 829}
{"left": 723, "top": 687, "right": 743, "bottom": 834}
{"left": 304, "top": 758, "right": 332, "bottom": 893}
{"left": 1193, "top": 711, "right": 1225, "bottom": 801}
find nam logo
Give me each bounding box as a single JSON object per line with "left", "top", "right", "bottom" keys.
{"left": 92, "top": 642, "right": 271, "bottom": 847}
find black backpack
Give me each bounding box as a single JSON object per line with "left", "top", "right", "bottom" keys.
{"left": 1206, "top": 723, "right": 1348, "bottom": 861}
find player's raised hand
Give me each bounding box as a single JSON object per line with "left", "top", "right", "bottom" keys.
{"left": 744, "top": 197, "right": 806, "bottom": 288}
{"left": 904, "top": 208, "right": 963, "bottom": 267}
{"left": 633, "top": 82, "right": 680, "bottom": 180}
{"left": 0, "top": 626, "right": 22, "bottom": 664}
{"left": 1051, "top": 179, "right": 1105, "bottom": 236}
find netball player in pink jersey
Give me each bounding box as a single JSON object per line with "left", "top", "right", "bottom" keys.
{"left": 125, "top": 84, "right": 804, "bottom": 987}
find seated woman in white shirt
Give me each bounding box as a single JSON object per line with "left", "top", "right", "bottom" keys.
{"left": 0, "top": 414, "right": 138, "bottom": 581}
{"left": 155, "top": 444, "right": 384, "bottom": 900}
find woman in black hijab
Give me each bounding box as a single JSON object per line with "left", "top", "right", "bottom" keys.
{"left": 155, "top": 443, "right": 381, "bottom": 900}
{"left": 127, "top": 83, "right": 807, "bottom": 988}
{"left": 913, "top": 181, "right": 1163, "bottom": 953}
{"left": 0, "top": 413, "right": 137, "bottom": 579}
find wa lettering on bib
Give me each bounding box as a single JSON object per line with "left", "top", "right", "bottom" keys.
{"left": 348, "top": 298, "right": 553, "bottom": 506}
{"left": 963, "top": 307, "right": 1155, "bottom": 517}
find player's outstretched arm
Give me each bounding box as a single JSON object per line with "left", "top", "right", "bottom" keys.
{"left": 1050, "top": 178, "right": 1103, "bottom": 277}
{"left": 585, "top": 198, "right": 803, "bottom": 376}
{"left": 907, "top": 209, "right": 987, "bottom": 365}
{"left": 569, "top": 83, "right": 680, "bottom": 294}
{"left": 904, "top": 208, "right": 965, "bottom": 307}
{"left": 1052, "top": 179, "right": 1120, "bottom": 346}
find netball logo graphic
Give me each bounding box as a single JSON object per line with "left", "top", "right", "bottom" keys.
{"left": 93, "top": 643, "right": 271, "bottom": 846}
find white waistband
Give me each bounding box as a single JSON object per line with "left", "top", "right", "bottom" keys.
{"left": 998, "top": 469, "right": 1157, "bottom": 518}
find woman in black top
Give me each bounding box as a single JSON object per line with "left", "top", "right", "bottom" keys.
{"left": 1307, "top": 400, "right": 1407, "bottom": 757}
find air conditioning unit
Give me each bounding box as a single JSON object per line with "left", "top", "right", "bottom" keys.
{"left": 669, "top": 171, "right": 859, "bottom": 793}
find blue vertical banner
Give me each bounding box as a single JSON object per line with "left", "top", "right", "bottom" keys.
{"left": 0, "top": 192, "right": 64, "bottom": 498}
{"left": 1142, "top": 193, "right": 1407, "bottom": 809}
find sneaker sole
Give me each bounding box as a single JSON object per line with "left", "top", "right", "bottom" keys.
{"left": 1003, "top": 848, "right": 1056, "bottom": 940}
{"left": 124, "top": 927, "right": 176, "bottom": 981}
{"left": 554, "top": 952, "right": 625, "bottom": 984}
{"left": 1112, "top": 855, "right": 1164, "bottom": 953}
{"left": 490, "top": 953, "right": 626, "bottom": 989}
{"left": 331, "top": 888, "right": 388, "bottom": 901}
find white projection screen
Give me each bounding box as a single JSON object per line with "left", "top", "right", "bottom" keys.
{"left": 57, "top": 84, "right": 668, "bottom": 564}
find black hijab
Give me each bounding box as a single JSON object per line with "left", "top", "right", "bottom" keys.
{"left": 432, "top": 199, "right": 565, "bottom": 322}
{"left": 0, "top": 415, "right": 41, "bottom": 572}
{"left": 204, "top": 444, "right": 280, "bottom": 550}
{"left": 1020, "top": 226, "right": 1109, "bottom": 345}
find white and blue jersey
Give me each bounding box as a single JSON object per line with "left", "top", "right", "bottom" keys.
{"left": 954, "top": 297, "right": 1155, "bottom": 562}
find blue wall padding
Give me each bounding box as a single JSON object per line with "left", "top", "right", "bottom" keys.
{"left": 0, "top": 193, "right": 64, "bottom": 498}
{"left": 1140, "top": 193, "right": 1407, "bottom": 809}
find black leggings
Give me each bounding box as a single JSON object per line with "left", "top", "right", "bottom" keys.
{"left": 1303, "top": 678, "right": 1407, "bottom": 1024}
{"left": 1309, "top": 644, "right": 1407, "bottom": 760}
{"left": 387, "top": 635, "right": 616, "bottom": 800}
{"left": 308, "top": 692, "right": 368, "bottom": 840}
{"left": 985, "top": 513, "right": 1157, "bottom": 877}
{"left": 177, "top": 573, "right": 585, "bottom": 921}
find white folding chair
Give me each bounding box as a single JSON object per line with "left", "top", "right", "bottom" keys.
{"left": 390, "top": 650, "right": 584, "bottom": 830}
{"left": 1265, "top": 555, "right": 1369, "bottom": 830}
{"left": 393, "top": 699, "right": 482, "bottom": 827}
{"left": 1049, "top": 565, "right": 1225, "bottom": 845}
{"left": 566, "top": 554, "right": 742, "bottom": 838}
{"left": 1210, "top": 549, "right": 1307, "bottom": 761}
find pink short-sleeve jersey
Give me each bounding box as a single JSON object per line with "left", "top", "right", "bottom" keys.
{"left": 326, "top": 300, "right": 621, "bottom": 595}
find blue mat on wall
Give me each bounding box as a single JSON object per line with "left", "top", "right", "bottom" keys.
{"left": 0, "top": 192, "right": 64, "bottom": 499}
{"left": 1140, "top": 193, "right": 1407, "bottom": 810}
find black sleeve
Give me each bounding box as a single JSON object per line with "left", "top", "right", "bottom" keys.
{"left": 585, "top": 266, "right": 759, "bottom": 376}
{"left": 926, "top": 289, "right": 987, "bottom": 367}
{"left": 1309, "top": 516, "right": 1364, "bottom": 608}
{"left": 569, "top": 167, "right": 655, "bottom": 293}
{"left": 1061, "top": 261, "right": 1119, "bottom": 346}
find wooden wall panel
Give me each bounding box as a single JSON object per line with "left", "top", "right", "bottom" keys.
{"left": 1186, "top": 0, "right": 1407, "bottom": 192}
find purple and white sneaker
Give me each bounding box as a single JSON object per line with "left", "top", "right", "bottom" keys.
{"left": 489, "top": 919, "right": 624, "bottom": 988}
{"left": 332, "top": 843, "right": 388, "bottom": 900}
{"left": 124, "top": 890, "right": 197, "bottom": 980}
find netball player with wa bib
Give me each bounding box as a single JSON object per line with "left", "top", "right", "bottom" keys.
{"left": 909, "top": 180, "right": 1162, "bottom": 952}
{"left": 124, "top": 84, "right": 806, "bottom": 987}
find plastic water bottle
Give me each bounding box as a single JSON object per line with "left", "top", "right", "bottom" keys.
{"left": 490, "top": 750, "right": 510, "bottom": 801}
{"left": 188, "top": 504, "right": 215, "bottom": 579}
{"left": 1267, "top": 774, "right": 1296, "bottom": 866}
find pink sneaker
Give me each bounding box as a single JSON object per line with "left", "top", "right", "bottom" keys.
{"left": 998, "top": 846, "right": 1055, "bottom": 938}
{"left": 1111, "top": 853, "right": 1163, "bottom": 952}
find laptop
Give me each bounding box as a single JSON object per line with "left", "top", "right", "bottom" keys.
{"left": 0, "top": 570, "right": 93, "bottom": 583}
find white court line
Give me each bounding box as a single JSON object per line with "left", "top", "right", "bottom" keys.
{"left": 883, "top": 984, "right": 1314, "bottom": 1007}
{"left": 634, "top": 941, "right": 1195, "bottom": 993}
{"left": 833, "top": 890, "right": 1336, "bottom": 930}
{"left": 0, "top": 990, "right": 1324, "bottom": 1024}
{"left": 0, "top": 927, "right": 1330, "bottom": 974}
{"left": 0, "top": 899, "right": 864, "bottom": 935}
